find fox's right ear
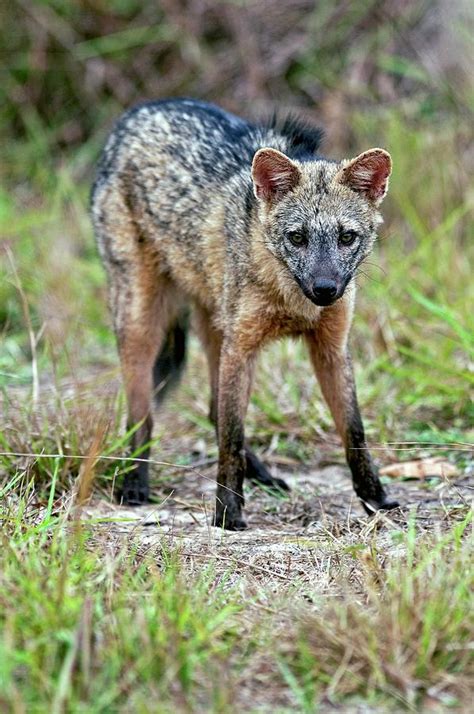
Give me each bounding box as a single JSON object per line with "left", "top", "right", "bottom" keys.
{"left": 252, "top": 148, "right": 301, "bottom": 203}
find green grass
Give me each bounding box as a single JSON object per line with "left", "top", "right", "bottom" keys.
{"left": 286, "top": 515, "right": 473, "bottom": 711}
{"left": 0, "top": 486, "right": 472, "bottom": 711}
{"left": 0, "top": 491, "right": 242, "bottom": 712}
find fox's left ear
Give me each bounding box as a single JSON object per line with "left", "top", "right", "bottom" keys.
{"left": 337, "top": 148, "right": 392, "bottom": 204}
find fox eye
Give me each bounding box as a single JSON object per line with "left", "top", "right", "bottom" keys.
{"left": 339, "top": 230, "right": 358, "bottom": 246}
{"left": 287, "top": 230, "right": 307, "bottom": 247}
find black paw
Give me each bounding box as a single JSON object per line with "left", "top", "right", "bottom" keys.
{"left": 360, "top": 495, "right": 400, "bottom": 515}
{"left": 245, "top": 449, "right": 290, "bottom": 493}
{"left": 380, "top": 497, "right": 400, "bottom": 510}
{"left": 213, "top": 495, "right": 247, "bottom": 530}
{"left": 270, "top": 475, "right": 290, "bottom": 492}
{"left": 118, "top": 474, "right": 149, "bottom": 506}
{"left": 213, "top": 512, "right": 248, "bottom": 531}
{"left": 248, "top": 472, "right": 290, "bottom": 493}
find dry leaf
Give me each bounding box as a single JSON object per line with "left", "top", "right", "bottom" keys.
{"left": 380, "top": 457, "right": 458, "bottom": 480}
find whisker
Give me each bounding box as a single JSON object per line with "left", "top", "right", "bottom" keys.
{"left": 356, "top": 269, "right": 383, "bottom": 285}
{"left": 361, "top": 260, "right": 388, "bottom": 277}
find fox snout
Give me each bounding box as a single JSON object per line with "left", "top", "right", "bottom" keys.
{"left": 299, "top": 275, "right": 344, "bottom": 307}
{"left": 311, "top": 277, "right": 339, "bottom": 306}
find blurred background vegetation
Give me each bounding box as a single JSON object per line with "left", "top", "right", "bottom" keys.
{"left": 1, "top": 0, "right": 473, "bottom": 452}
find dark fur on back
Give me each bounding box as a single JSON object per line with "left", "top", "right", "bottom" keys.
{"left": 267, "top": 113, "right": 324, "bottom": 160}
{"left": 91, "top": 99, "right": 324, "bottom": 204}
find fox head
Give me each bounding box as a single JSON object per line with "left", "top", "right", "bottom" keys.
{"left": 251, "top": 147, "right": 392, "bottom": 307}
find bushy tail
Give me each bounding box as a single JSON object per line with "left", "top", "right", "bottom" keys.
{"left": 153, "top": 310, "right": 188, "bottom": 406}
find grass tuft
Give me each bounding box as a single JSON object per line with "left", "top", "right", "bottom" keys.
{"left": 286, "top": 515, "right": 473, "bottom": 710}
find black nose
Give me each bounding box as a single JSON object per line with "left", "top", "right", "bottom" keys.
{"left": 312, "top": 278, "right": 338, "bottom": 304}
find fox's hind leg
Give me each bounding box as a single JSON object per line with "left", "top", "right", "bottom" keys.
{"left": 105, "top": 255, "right": 183, "bottom": 503}
{"left": 115, "top": 275, "right": 184, "bottom": 505}
{"left": 195, "top": 306, "right": 289, "bottom": 493}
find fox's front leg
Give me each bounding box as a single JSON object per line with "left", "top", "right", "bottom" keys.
{"left": 213, "top": 343, "right": 255, "bottom": 530}
{"left": 305, "top": 327, "right": 399, "bottom": 513}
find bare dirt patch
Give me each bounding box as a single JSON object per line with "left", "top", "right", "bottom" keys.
{"left": 82, "top": 459, "right": 472, "bottom": 595}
